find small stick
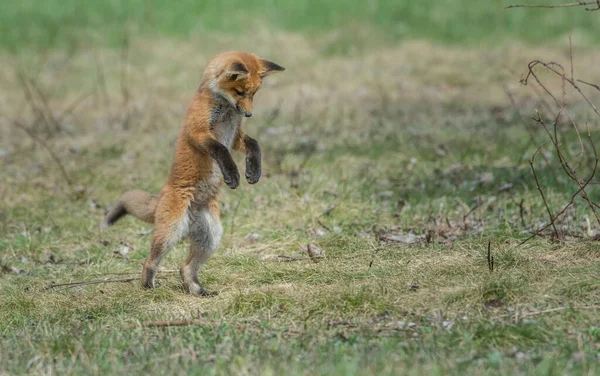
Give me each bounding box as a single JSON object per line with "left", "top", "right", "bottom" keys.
{"left": 123, "top": 320, "right": 246, "bottom": 330}
{"left": 569, "top": 33, "right": 574, "bottom": 83}
{"left": 317, "top": 219, "right": 331, "bottom": 232}
{"left": 487, "top": 241, "right": 494, "bottom": 273}
{"left": 306, "top": 244, "right": 319, "bottom": 263}
{"left": 95, "top": 269, "right": 179, "bottom": 277}
{"left": 518, "top": 199, "right": 526, "bottom": 227}
{"left": 43, "top": 277, "right": 136, "bottom": 290}
{"left": 261, "top": 255, "right": 307, "bottom": 262}
{"left": 493, "top": 305, "right": 600, "bottom": 321}
{"left": 319, "top": 204, "right": 336, "bottom": 217}
{"left": 530, "top": 144, "right": 560, "bottom": 239}
{"left": 463, "top": 198, "right": 483, "bottom": 229}
{"left": 12, "top": 120, "right": 73, "bottom": 187}
{"left": 577, "top": 79, "right": 600, "bottom": 92}
{"left": 506, "top": 1, "right": 600, "bottom": 11}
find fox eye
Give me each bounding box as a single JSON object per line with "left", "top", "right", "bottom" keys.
{"left": 233, "top": 88, "right": 244, "bottom": 96}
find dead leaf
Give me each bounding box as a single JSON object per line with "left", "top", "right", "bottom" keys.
{"left": 88, "top": 200, "right": 101, "bottom": 211}
{"left": 307, "top": 227, "right": 327, "bottom": 237}
{"left": 379, "top": 232, "right": 426, "bottom": 245}
{"left": 497, "top": 183, "right": 513, "bottom": 192}
{"left": 259, "top": 254, "right": 306, "bottom": 262}
{"left": 479, "top": 172, "right": 494, "bottom": 185}
{"left": 115, "top": 245, "right": 130, "bottom": 258}
{"left": 407, "top": 157, "right": 418, "bottom": 171}
{"left": 2, "top": 265, "right": 31, "bottom": 275}
{"left": 244, "top": 232, "right": 263, "bottom": 243}
{"left": 301, "top": 243, "right": 325, "bottom": 262}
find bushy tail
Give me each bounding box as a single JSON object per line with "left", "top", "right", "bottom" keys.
{"left": 102, "top": 190, "right": 158, "bottom": 227}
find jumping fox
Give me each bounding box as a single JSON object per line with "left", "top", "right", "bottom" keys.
{"left": 102, "top": 51, "right": 284, "bottom": 296}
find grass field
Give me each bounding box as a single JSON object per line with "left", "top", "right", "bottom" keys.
{"left": 2, "top": 0, "right": 600, "bottom": 52}
{"left": 2, "top": 1, "right": 600, "bottom": 375}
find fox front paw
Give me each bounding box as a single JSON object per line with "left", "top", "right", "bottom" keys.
{"left": 223, "top": 168, "right": 240, "bottom": 189}
{"left": 245, "top": 157, "right": 261, "bottom": 184}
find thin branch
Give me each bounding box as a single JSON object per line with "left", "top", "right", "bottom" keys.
{"left": 506, "top": 1, "right": 600, "bottom": 11}
{"left": 43, "top": 277, "right": 136, "bottom": 290}
{"left": 535, "top": 112, "right": 600, "bottom": 226}
{"left": 522, "top": 60, "right": 600, "bottom": 118}
{"left": 530, "top": 144, "right": 560, "bottom": 239}
{"left": 487, "top": 241, "right": 494, "bottom": 273}
{"left": 577, "top": 79, "right": 600, "bottom": 92}
{"left": 317, "top": 219, "right": 331, "bottom": 232}
{"left": 504, "top": 85, "right": 558, "bottom": 181}
{"left": 17, "top": 70, "right": 57, "bottom": 136}
{"left": 493, "top": 305, "right": 600, "bottom": 321}
{"left": 122, "top": 320, "right": 246, "bottom": 330}
{"left": 12, "top": 120, "right": 73, "bottom": 187}
{"left": 518, "top": 199, "right": 527, "bottom": 227}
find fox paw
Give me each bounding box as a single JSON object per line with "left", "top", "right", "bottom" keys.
{"left": 196, "top": 289, "right": 218, "bottom": 297}
{"left": 245, "top": 158, "right": 261, "bottom": 184}
{"left": 188, "top": 284, "right": 218, "bottom": 297}
{"left": 223, "top": 169, "right": 240, "bottom": 189}
{"left": 141, "top": 278, "right": 160, "bottom": 289}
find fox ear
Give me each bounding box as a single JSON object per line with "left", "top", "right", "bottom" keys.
{"left": 259, "top": 59, "right": 285, "bottom": 78}
{"left": 225, "top": 62, "right": 249, "bottom": 81}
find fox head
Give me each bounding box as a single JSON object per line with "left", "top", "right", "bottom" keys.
{"left": 205, "top": 51, "right": 285, "bottom": 117}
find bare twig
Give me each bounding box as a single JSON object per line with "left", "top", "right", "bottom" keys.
{"left": 317, "top": 219, "right": 331, "bottom": 232}
{"left": 123, "top": 320, "right": 246, "bottom": 330}
{"left": 577, "top": 79, "right": 600, "bottom": 92}
{"left": 522, "top": 60, "right": 600, "bottom": 118}
{"left": 533, "top": 111, "right": 600, "bottom": 226}
{"left": 43, "top": 277, "right": 136, "bottom": 290}
{"left": 530, "top": 144, "right": 560, "bottom": 239}
{"left": 506, "top": 1, "right": 600, "bottom": 11}
{"left": 319, "top": 204, "right": 337, "bottom": 217}
{"left": 514, "top": 37, "right": 600, "bottom": 244}
{"left": 12, "top": 120, "right": 73, "bottom": 187}
{"left": 462, "top": 198, "right": 483, "bottom": 229}
{"left": 518, "top": 199, "right": 526, "bottom": 226}
{"left": 569, "top": 33, "right": 574, "bottom": 83}
{"left": 264, "top": 255, "right": 308, "bottom": 262}
{"left": 493, "top": 305, "right": 600, "bottom": 321}
{"left": 17, "top": 70, "right": 59, "bottom": 136}
{"left": 504, "top": 85, "right": 557, "bottom": 181}
{"left": 487, "top": 241, "right": 494, "bottom": 273}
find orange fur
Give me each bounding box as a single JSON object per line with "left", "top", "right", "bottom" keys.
{"left": 103, "top": 51, "right": 284, "bottom": 295}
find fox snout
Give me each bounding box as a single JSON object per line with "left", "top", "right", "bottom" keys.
{"left": 235, "top": 101, "right": 252, "bottom": 117}
{"left": 236, "top": 105, "right": 252, "bottom": 117}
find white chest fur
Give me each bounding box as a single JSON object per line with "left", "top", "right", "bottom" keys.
{"left": 210, "top": 99, "right": 241, "bottom": 150}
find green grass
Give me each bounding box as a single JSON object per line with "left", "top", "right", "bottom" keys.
{"left": 1, "top": 0, "right": 599, "bottom": 52}
{"left": 2, "top": 6, "right": 600, "bottom": 375}
{"left": 2, "top": 317, "right": 599, "bottom": 375}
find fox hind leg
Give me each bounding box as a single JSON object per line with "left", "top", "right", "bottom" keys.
{"left": 141, "top": 190, "right": 191, "bottom": 289}
{"left": 181, "top": 199, "right": 222, "bottom": 296}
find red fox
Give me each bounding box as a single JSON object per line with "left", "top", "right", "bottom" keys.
{"left": 102, "top": 51, "right": 284, "bottom": 296}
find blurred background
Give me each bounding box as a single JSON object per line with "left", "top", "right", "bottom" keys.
{"left": 1, "top": 0, "right": 600, "bottom": 240}
{"left": 1, "top": 0, "right": 600, "bottom": 249}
